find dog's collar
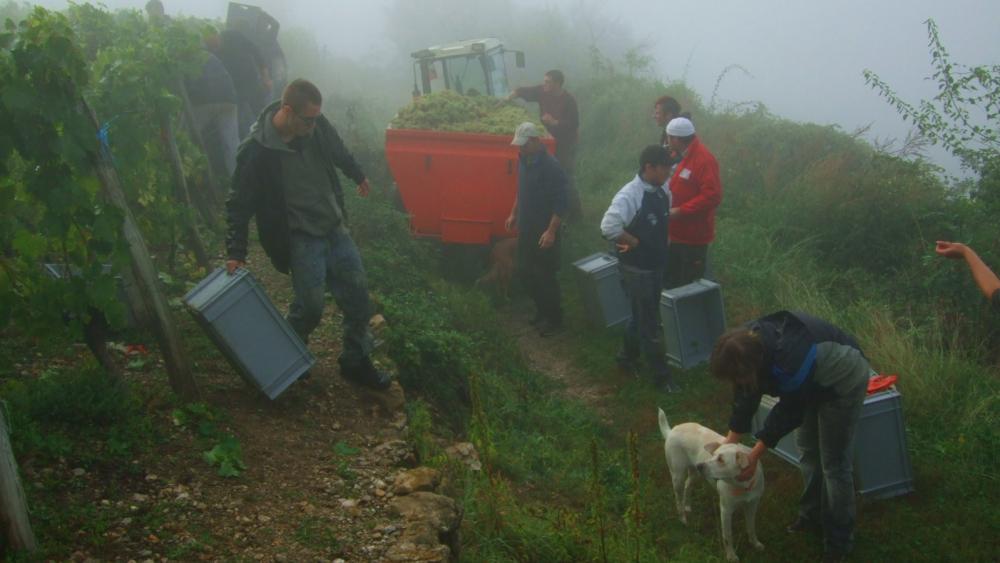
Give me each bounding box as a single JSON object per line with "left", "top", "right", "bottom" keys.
{"left": 730, "top": 475, "right": 757, "bottom": 497}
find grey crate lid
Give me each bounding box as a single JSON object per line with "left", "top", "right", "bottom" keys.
{"left": 573, "top": 252, "right": 618, "bottom": 274}
{"left": 43, "top": 263, "right": 115, "bottom": 279}
{"left": 662, "top": 278, "right": 721, "bottom": 299}
{"left": 184, "top": 267, "right": 247, "bottom": 311}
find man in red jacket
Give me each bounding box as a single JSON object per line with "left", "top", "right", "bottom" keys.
{"left": 664, "top": 117, "right": 722, "bottom": 289}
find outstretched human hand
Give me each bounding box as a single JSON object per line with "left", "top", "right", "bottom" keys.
{"left": 935, "top": 240, "right": 967, "bottom": 259}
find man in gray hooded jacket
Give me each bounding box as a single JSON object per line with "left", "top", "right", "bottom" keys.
{"left": 225, "top": 79, "right": 391, "bottom": 390}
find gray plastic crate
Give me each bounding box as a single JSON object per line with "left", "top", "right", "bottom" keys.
{"left": 43, "top": 263, "right": 144, "bottom": 328}
{"left": 184, "top": 267, "right": 314, "bottom": 400}
{"left": 572, "top": 253, "right": 631, "bottom": 329}
{"left": 659, "top": 279, "right": 726, "bottom": 368}
{"left": 751, "top": 387, "right": 914, "bottom": 499}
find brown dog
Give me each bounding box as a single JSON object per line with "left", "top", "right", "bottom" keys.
{"left": 475, "top": 237, "right": 518, "bottom": 298}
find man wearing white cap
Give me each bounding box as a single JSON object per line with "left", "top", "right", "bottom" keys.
{"left": 664, "top": 117, "right": 722, "bottom": 289}
{"left": 506, "top": 122, "right": 570, "bottom": 336}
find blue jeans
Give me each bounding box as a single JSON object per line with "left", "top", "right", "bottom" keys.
{"left": 619, "top": 265, "right": 671, "bottom": 382}
{"left": 795, "top": 364, "right": 869, "bottom": 554}
{"left": 287, "top": 229, "right": 374, "bottom": 367}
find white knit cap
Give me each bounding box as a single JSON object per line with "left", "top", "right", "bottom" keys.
{"left": 511, "top": 122, "right": 542, "bottom": 146}
{"left": 666, "top": 117, "right": 695, "bottom": 137}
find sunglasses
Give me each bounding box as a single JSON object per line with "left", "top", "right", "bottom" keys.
{"left": 294, "top": 108, "right": 321, "bottom": 125}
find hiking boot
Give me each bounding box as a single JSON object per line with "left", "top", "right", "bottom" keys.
{"left": 339, "top": 357, "right": 392, "bottom": 391}
{"left": 786, "top": 516, "right": 822, "bottom": 535}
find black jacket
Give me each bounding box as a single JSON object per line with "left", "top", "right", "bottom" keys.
{"left": 225, "top": 102, "right": 365, "bottom": 274}
{"left": 728, "top": 311, "right": 866, "bottom": 447}
{"left": 620, "top": 186, "right": 669, "bottom": 270}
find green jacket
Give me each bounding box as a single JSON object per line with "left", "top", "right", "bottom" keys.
{"left": 225, "top": 101, "right": 365, "bottom": 273}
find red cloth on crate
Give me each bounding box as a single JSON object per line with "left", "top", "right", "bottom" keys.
{"left": 867, "top": 374, "right": 898, "bottom": 395}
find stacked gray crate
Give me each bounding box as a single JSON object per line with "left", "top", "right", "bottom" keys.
{"left": 43, "top": 263, "right": 145, "bottom": 328}
{"left": 659, "top": 279, "right": 726, "bottom": 368}
{"left": 751, "top": 388, "right": 914, "bottom": 499}
{"left": 572, "top": 253, "right": 631, "bottom": 329}
{"left": 184, "top": 267, "right": 314, "bottom": 400}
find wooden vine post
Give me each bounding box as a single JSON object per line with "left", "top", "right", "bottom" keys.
{"left": 0, "top": 408, "right": 36, "bottom": 554}
{"left": 173, "top": 76, "right": 224, "bottom": 204}
{"left": 85, "top": 99, "right": 200, "bottom": 400}
{"left": 157, "top": 109, "right": 212, "bottom": 268}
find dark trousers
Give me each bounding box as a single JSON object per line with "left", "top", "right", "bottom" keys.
{"left": 554, "top": 142, "right": 583, "bottom": 222}
{"left": 518, "top": 234, "right": 562, "bottom": 325}
{"left": 665, "top": 242, "right": 708, "bottom": 289}
{"left": 796, "top": 361, "right": 869, "bottom": 555}
{"left": 287, "top": 230, "right": 374, "bottom": 367}
{"left": 620, "top": 265, "right": 671, "bottom": 381}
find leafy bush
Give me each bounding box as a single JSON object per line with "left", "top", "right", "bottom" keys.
{"left": 2, "top": 367, "right": 156, "bottom": 462}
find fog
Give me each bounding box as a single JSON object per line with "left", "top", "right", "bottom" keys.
{"left": 31, "top": 0, "right": 1000, "bottom": 176}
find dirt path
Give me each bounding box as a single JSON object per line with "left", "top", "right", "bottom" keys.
{"left": 501, "top": 303, "right": 620, "bottom": 424}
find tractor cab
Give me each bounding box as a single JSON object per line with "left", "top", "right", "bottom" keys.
{"left": 410, "top": 38, "right": 526, "bottom": 99}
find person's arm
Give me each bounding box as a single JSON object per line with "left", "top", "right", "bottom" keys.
{"left": 225, "top": 144, "right": 259, "bottom": 273}
{"left": 727, "top": 385, "right": 763, "bottom": 439}
{"left": 672, "top": 155, "right": 722, "bottom": 217}
{"left": 544, "top": 94, "right": 579, "bottom": 141}
{"left": 505, "top": 195, "right": 518, "bottom": 231}
{"left": 539, "top": 161, "right": 569, "bottom": 249}
{"left": 322, "top": 121, "right": 368, "bottom": 196}
{"left": 600, "top": 187, "right": 641, "bottom": 252}
{"left": 936, "top": 241, "right": 1000, "bottom": 301}
{"left": 508, "top": 84, "right": 542, "bottom": 103}
{"left": 726, "top": 385, "right": 784, "bottom": 482}
{"left": 538, "top": 213, "right": 562, "bottom": 249}
{"left": 736, "top": 439, "right": 768, "bottom": 482}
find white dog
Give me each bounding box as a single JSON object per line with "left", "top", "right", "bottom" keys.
{"left": 657, "top": 408, "right": 765, "bottom": 562}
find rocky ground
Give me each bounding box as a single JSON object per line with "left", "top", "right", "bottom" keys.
{"left": 15, "top": 241, "right": 475, "bottom": 562}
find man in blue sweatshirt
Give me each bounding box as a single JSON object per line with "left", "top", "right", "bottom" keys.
{"left": 506, "top": 122, "right": 569, "bottom": 337}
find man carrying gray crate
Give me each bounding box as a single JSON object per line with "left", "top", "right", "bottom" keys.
{"left": 709, "top": 311, "right": 872, "bottom": 563}
{"left": 225, "top": 79, "right": 391, "bottom": 391}
{"left": 600, "top": 145, "right": 679, "bottom": 393}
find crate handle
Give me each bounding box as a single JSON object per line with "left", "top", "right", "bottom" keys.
{"left": 424, "top": 155, "right": 432, "bottom": 171}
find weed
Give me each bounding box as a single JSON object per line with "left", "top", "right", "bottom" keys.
{"left": 201, "top": 435, "right": 246, "bottom": 478}
{"left": 294, "top": 516, "right": 341, "bottom": 552}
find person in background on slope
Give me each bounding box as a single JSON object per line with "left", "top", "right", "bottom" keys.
{"left": 508, "top": 70, "right": 582, "bottom": 221}
{"left": 653, "top": 95, "right": 681, "bottom": 147}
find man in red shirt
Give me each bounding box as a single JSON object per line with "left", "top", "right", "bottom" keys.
{"left": 509, "top": 70, "right": 581, "bottom": 220}
{"left": 664, "top": 117, "right": 722, "bottom": 289}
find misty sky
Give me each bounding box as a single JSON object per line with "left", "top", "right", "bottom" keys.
{"left": 32, "top": 0, "right": 1000, "bottom": 176}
